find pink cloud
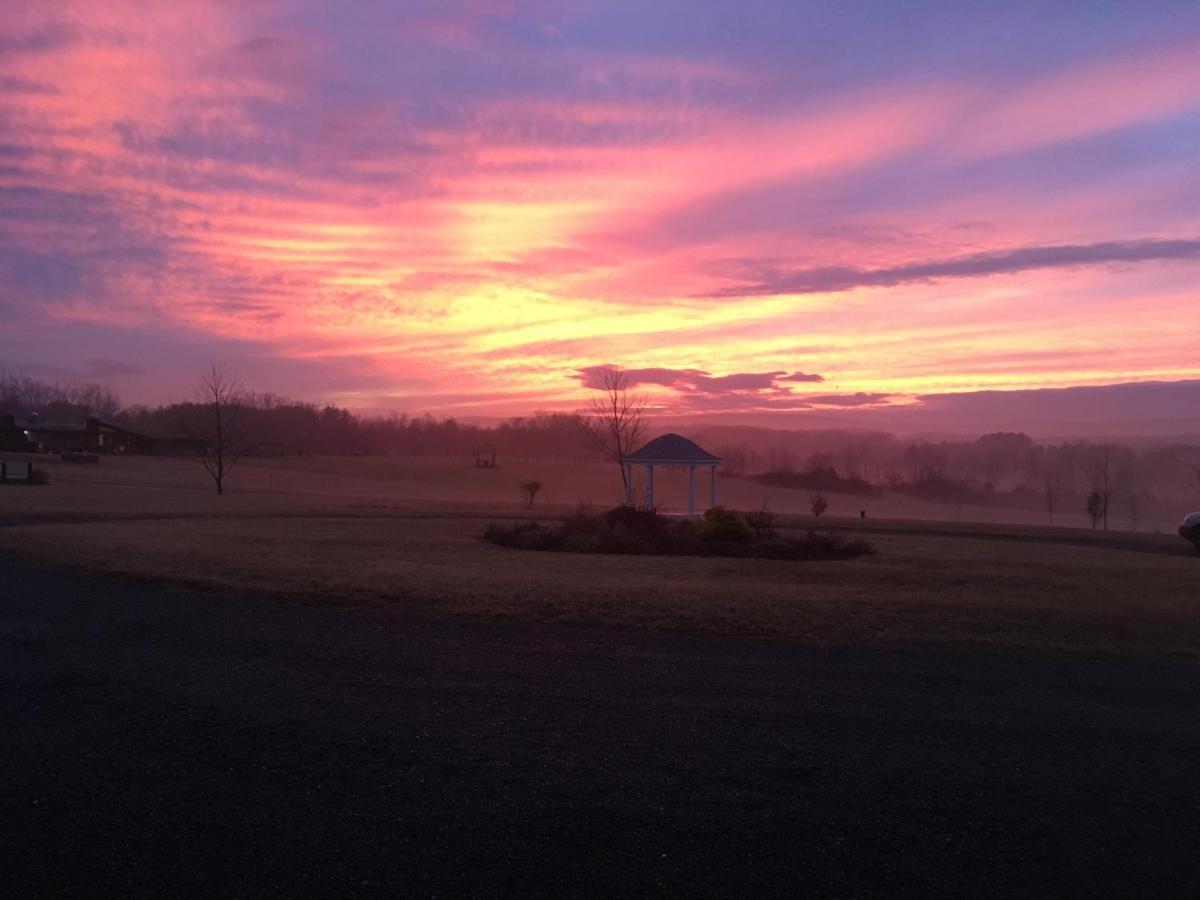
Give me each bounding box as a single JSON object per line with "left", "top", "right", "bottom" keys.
{"left": 949, "top": 39, "right": 1200, "bottom": 161}
{"left": 3, "top": 4, "right": 1200, "bottom": 418}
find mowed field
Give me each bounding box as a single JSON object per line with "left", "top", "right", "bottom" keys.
{"left": 1, "top": 452, "right": 1197, "bottom": 657}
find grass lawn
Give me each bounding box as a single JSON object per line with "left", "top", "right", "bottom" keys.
{"left": 2, "top": 452, "right": 1196, "bottom": 657}
{"left": 3, "top": 510, "right": 1198, "bottom": 657}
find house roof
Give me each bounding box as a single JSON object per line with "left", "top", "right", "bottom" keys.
{"left": 21, "top": 423, "right": 96, "bottom": 434}
{"left": 132, "top": 426, "right": 203, "bottom": 442}
{"left": 622, "top": 433, "right": 720, "bottom": 465}
{"left": 18, "top": 420, "right": 196, "bottom": 441}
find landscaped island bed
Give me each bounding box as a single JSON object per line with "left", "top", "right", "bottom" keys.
{"left": 484, "top": 505, "right": 876, "bottom": 560}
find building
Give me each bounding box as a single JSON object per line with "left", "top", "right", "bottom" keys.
{"left": 4, "top": 415, "right": 205, "bottom": 456}
{"left": 0, "top": 415, "right": 37, "bottom": 453}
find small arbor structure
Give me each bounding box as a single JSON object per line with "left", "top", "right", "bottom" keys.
{"left": 622, "top": 433, "right": 721, "bottom": 516}
{"left": 474, "top": 443, "right": 498, "bottom": 468}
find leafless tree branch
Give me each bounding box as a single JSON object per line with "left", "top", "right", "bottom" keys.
{"left": 581, "top": 366, "right": 647, "bottom": 494}
{"left": 178, "top": 359, "right": 254, "bottom": 495}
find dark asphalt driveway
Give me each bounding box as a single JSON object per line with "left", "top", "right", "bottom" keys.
{"left": 2, "top": 556, "right": 1198, "bottom": 898}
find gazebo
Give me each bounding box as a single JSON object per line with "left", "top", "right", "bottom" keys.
{"left": 622, "top": 433, "right": 722, "bottom": 516}
{"left": 474, "top": 442, "right": 497, "bottom": 468}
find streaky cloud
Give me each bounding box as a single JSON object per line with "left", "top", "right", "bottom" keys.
{"left": 708, "top": 237, "right": 1200, "bottom": 298}
{"left": 2, "top": 3, "right": 1199, "bottom": 414}
{"left": 804, "top": 392, "right": 895, "bottom": 407}
{"left": 577, "top": 365, "right": 824, "bottom": 397}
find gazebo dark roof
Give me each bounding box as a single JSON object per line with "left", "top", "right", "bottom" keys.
{"left": 623, "top": 433, "right": 720, "bottom": 465}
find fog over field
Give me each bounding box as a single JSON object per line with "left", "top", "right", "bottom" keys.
{"left": 4, "top": 368, "right": 1199, "bottom": 533}
{"left": 1, "top": 452, "right": 1196, "bottom": 658}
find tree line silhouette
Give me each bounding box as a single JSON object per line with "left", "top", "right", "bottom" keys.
{"left": 4, "top": 371, "right": 1197, "bottom": 528}
{"left": 0, "top": 371, "right": 596, "bottom": 461}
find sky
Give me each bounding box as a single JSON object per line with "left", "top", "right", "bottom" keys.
{"left": 2, "top": 0, "right": 1200, "bottom": 430}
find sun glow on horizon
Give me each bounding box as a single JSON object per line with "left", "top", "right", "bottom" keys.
{"left": 2, "top": 1, "right": 1200, "bottom": 422}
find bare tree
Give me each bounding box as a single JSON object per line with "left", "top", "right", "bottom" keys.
{"left": 519, "top": 479, "right": 542, "bottom": 508}
{"left": 1127, "top": 489, "right": 1142, "bottom": 533}
{"left": 582, "top": 366, "right": 647, "bottom": 495}
{"left": 904, "top": 441, "right": 947, "bottom": 484}
{"left": 1123, "top": 455, "right": 1141, "bottom": 532}
{"left": 1085, "top": 443, "right": 1127, "bottom": 531}
{"left": 717, "top": 444, "right": 749, "bottom": 478}
{"left": 1042, "top": 474, "right": 1057, "bottom": 526}
{"left": 180, "top": 360, "right": 253, "bottom": 496}
{"left": 0, "top": 371, "right": 120, "bottom": 420}
{"left": 810, "top": 492, "right": 828, "bottom": 517}
{"left": 1039, "top": 444, "right": 1062, "bottom": 526}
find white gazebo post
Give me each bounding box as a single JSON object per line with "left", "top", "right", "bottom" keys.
{"left": 621, "top": 434, "right": 720, "bottom": 516}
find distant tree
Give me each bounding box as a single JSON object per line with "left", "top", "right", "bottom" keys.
{"left": 180, "top": 359, "right": 253, "bottom": 496}
{"left": 71, "top": 381, "right": 121, "bottom": 419}
{"left": 1127, "top": 489, "right": 1142, "bottom": 533}
{"left": 1086, "top": 491, "right": 1104, "bottom": 530}
{"left": 805, "top": 451, "right": 836, "bottom": 472}
{"left": 904, "top": 441, "right": 947, "bottom": 484}
{"left": 973, "top": 432, "right": 1034, "bottom": 489}
{"left": 717, "top": 444, "right": 749, "bottom": 478}
{"left": 839, "top": 443, "right": 863, "bottom": 481}
{"left": 767, "top": 444, "right": 796, "bottom": 473}
{"left": 1123, "top": 456, "right": 1142, "bottom": 532}
{"left": 1042, "top": 474, "right": 1057, "bottom": 526}
{"left": 519, "top": 479, "right": 542, "bottom": 508}
{"left": 0, "top": 372, "right": 120, "bottom": 420}
{"left": 582, "top": 366, "right": 647, "bottom": 496}
{"left": 1086, "top": 443, "right": 1127, "bottom": 530}
{"left": 810, "top": 492, "right": 829, "bottom": 518}
{"left": 952, "top": 479, "right": 970, "bottom": 521}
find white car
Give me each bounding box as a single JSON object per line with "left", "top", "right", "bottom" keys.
{"left": 1180, "top": 512, "right": 1200, "bottom": 550}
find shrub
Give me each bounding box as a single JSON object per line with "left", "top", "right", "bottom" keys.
{"left": 744, "top": 503, "right": 776, "bottom": 537}
{"left": 564, "top": 501, "right": 603, "bottom": 535}
{"left": 700, "top": 506, "right": 753, "bottom": 544}
{"left": 518, "top": 480, "right": 543, "bottom": 507}
{"left": 810, "top": 492, "right": 828, "bottom": 517}
{"left": 483, "top": 506, "right": 875, "bottom": 562}
{"left": 598, "top": 530, "right": 660, "bottom": 555}
{"left": 483, "top": 521, "right": 562, "bottom": 551}
{"left": 604, "top": 504, "right": 669, "bottom": 538}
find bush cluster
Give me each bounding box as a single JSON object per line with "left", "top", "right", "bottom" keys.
{"left": 483, "top": 505, "right": 874, "bottom": 561}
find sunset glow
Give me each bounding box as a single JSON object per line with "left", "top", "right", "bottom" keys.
{"left": 3, "top": 1, "right": 1200, "bottom": 421}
